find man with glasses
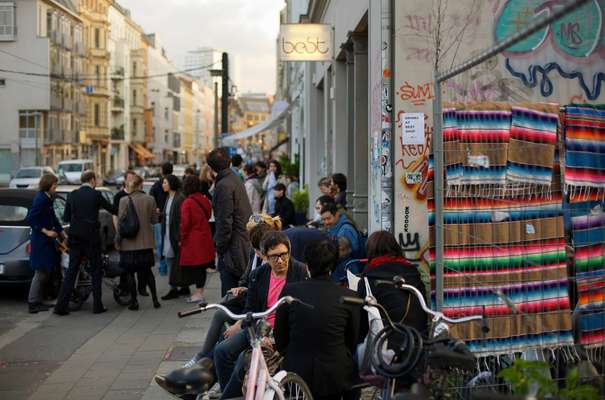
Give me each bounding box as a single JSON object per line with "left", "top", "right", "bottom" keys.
{"left": 214, "top": 231, "right": 308, "bottom": 400}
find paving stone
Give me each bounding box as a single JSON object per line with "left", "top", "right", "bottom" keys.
{"left": 103, "top": 389, "right": 147, "bottom": 400}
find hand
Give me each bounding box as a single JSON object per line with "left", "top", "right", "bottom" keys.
{"left": 228, "top": 287, "right": 247, "bottom": 296}
{"left": 44, "top": 229, "right": 59, "bottom": 238}
{"left": 224, "top": 324, "right": 240, "bottom": 339}
{"left": 260, "top": 337, "right": 273, "bottom": 351}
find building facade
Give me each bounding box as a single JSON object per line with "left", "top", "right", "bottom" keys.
{"left": 79, "top": 0, "right": 111, "bottom": 175}
{"left": 0, "top": 0, "right": 86, "bottom": 179}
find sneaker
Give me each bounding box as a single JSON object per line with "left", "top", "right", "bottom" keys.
{"left": 182, "top": 354, "right": 201, "bottom": 369}
{"left": 207, "top": 383, "right": 222, "bottom": 399}
{"left": 186, "top": 296, "right": 206, "bottom": 304}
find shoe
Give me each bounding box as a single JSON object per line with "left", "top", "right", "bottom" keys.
{"left": 138, "top": 288, "right": 150, "bottom": 297}
{"left": 161, "top": 289, "right": 180, "bottom": 300}
{"left": 53, "top": 308, "right": 70, "bottom": 316}
{"left": 28, "top": 303, "right": 39, "bottom": 314}
{"left": 35, "top": 303, "right": 51, "bottom": 311}
{"left": 182, "top": 354, "right": 202, "bottom": 369}
{"left": 207, "top": 384, "right": 222, "bottom": 399}
{"left": 128, "top": 301, "right": 139, "bottom": 311}
{"left": 93, "top": 307, "right": 108, "bottom": 314}
{"left": 153, "top": 300, "right": 161, "bottom": 309}
{"left": 186, "top": 296, "right": 205, "bottom": 304}
{"left": 177, "top": 287, "right": 191, "bottom": 296}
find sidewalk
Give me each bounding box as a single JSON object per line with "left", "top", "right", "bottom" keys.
{"left": 27, "top": 272, "right": 220, "bottom": 400}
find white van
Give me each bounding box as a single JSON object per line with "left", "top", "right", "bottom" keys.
{"left": 57, "top": 159, "right": 94, "bottom": 184}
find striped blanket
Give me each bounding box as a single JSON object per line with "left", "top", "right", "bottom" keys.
{"left": 563, "top": 105, "right": 605, "bottom": 202}
{"left": 569, "top": 200, "right": 605, "bottom": 350}
{"left": 506, "top": 104, "right": 559, "bottom": 189}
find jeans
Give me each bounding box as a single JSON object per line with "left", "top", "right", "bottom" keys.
{"left": 166, "top": 257, "right": 176, "bottom": 289}
{"left": 217, "top": 255, "right": 240, "bottom": 297}
{"left": 214, "top": 329, "right": 249, "bottom": 398}
{"left": 196, "top": 309, "right": 233, "bottom": 359}
{"left": 154, "top": 224, "right": 167, "bottom": 276}
{"left": 28, "top": 269, "right": 50, "bottom": 304}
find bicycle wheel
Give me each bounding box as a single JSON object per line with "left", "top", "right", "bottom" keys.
{"left": 276, "top": 372, "right": 313, "bottom": 400}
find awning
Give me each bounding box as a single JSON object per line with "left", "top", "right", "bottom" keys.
{"left": 130, "top": 144, "right": 155, "bottom": 160}
{"left": 222, "top": 100, "right": 290, "bottom": 144}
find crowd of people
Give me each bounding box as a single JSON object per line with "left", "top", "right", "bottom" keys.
{"left": 24, "top": 147, "right": 430, "bottom": 399}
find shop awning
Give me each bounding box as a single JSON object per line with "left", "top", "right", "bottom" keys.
{"left": 130, "top": 144, "right": 155, "bottom": 160}
{"left": 222, "top": 101, "right": 290, "bottom": 144}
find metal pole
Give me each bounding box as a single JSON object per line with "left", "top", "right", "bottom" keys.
{"left": 433, "top": 72, "right": 444, "bottom": 311}
{"left": 213, "top": 81, "right": 219, "bottom": 148}
{"left": 437, "top": 0, "right": 590, "bottom": 83}
{"left": 221, "top": 52, "right": 229, "bottom": 137}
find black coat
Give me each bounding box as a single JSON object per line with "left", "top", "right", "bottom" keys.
{"left": 274, "top": 196, "right": 295, "bottom": 227}
{"left": 149, "top": 177, "right": 168, "bottom": 212}
{"left": 213, "top": 169, "right": 252, "bottom": 277}
{"left": 357, "top": 261, "right": 428, "bottom": 342}
{"left": 160, "top": 192, "right": 185, "bottom": 260}
{"left": 275, "top": 277, "right": 360, "bottom": 398}
{"left": 64, "top": 185, "right": 115, "bottom": 245}
{"left": 244, "top": 258, "right": 308, "bottom": 313}
{"left": 27, "top": 191, "right": 63, "bottom": 270}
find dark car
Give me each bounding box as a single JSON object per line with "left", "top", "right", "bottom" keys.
{"left": 0, "top": 189, "right": 67, "bottom": 284}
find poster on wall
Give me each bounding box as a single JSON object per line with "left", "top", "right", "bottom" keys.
{"left": 402, "top": 113, "right": 425, "bottom": 145}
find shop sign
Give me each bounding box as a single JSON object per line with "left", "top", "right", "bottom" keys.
{"left": 279, "top": 24, "right": 332, "bottom": 61}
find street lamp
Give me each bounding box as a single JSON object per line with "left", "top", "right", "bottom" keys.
{"left": 210, "top": 69, "right": 221, "bottom": 148}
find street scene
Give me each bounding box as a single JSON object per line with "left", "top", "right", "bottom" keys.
{"left": 0, "top": 0, "right": 604, "bottom": 399}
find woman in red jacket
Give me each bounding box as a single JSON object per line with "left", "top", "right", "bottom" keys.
{"left": 179, "top": 175, "right": 215, "bottom": 303}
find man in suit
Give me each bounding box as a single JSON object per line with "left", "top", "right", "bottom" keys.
{"left": 54, "top": 171, "right": 116, "bottom": 315}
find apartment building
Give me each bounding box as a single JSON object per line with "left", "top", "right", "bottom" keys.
{"left": 0, "top": 0, "right": 86, "bottom": 177}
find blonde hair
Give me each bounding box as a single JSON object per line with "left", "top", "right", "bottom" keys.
{"left": 200, "top": 165, "right": 213, "bottom": 184}
{"left": 246, "top": 213, "right": 283, "bottom": 231}
{"left": 127, "top": 174, "right": 143, "bottom": 192}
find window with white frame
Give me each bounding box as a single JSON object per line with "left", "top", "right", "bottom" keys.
{"left": 0, "top": 1, "right": 16, "bottom": 40}
{"left": 19, "top": 111, "right": 40, "bottom": 139}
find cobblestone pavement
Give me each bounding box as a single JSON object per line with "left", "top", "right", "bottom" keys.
{"left": 0, "top": 271, "right": 220, "bottom": 400}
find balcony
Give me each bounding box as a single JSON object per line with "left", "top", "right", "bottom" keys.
{"left": 90, "top": 47, "right": 109, "bottom": 59}
{"left": 111, "top": 126, "right": 125, "bottom": 141}
{"left": 111, "top": 67, "right": 125, "bottom": 80}
{"left": 112, "top": 96, "right": 124, "bottom": 112}
{"left": 131, "top": 102, "right": 144, "bottom": 115}
{"left": 85, "top": 126, "right": 109, "bottom": 140}
{"left": 0, "top": 25, "right": 16, "bottom": 42}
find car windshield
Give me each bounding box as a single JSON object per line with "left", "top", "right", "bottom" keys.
{"left": 15, "top": 169, "right": 41, "bottom": 179}
{"left": 0, "top": 205, "right": 29, "bottom": 223}
{"left": 59, "top": 164, "right": 83, "bottom": 173}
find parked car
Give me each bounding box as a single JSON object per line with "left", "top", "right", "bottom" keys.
{"left": 57, "top": 159, "right": 94, "bottom": 184}
{"left": 9, "top": 167, "right": 55, "bottom": 189}
{"left": 0, "top": 189, "right": 67, "bottom": 284}
{"left": 55, "top": 185, "right": 117, "bottom": 251}
{"left": 103, "top": 169, "right": 125, "bottom": 187}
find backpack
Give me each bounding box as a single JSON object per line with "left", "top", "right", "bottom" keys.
{"left": 119, "top": 196, "right": 140, "bottom": 239}
{"left": 342, "top": 221, "right": 368, "bottom": 258}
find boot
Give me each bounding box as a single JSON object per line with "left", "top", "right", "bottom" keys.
{"left": 28, "top": 303, "right": 39, "bottom": 314}
{"left": 161, "top": 288, "right": 180, "bottom": 300}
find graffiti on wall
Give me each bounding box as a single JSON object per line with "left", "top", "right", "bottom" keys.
{"left": 495, "top": 0, "right": 605, "bottom": 100}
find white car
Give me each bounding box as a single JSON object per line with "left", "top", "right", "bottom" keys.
{"left": 57, "top": 159, "right": 94, "bottom": 184}
{"left": 9, "top": 167, "right": 55, "bottom": 189}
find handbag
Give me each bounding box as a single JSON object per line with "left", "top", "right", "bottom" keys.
{"left": 119, "top": 196, "right": 140, "bottom": 239}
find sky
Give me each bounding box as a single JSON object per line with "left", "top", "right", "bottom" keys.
{"left": 119, "top": 0, "right": 286, "bottom": 95}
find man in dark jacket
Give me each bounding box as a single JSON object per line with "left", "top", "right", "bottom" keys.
{"left": 207, "top": 148, "right": 252, "bottom": 296}
{"left": 214, "top": 231, "right": 308, "bottom": 399}
{"left": 275, "top": 240, "right": 359, "bottom": 399}
{"left": 149, "top": 162, "right": 172, "bottom": 277}
{"left": 272, "top": 183, "right": 295, "bottom": 227}
{"left": 54, "top": 171, "right": 116, "bottom": 315}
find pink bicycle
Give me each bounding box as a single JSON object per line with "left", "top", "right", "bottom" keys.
{"left": 158, "top": 296, "right": 314, "bottom": 400}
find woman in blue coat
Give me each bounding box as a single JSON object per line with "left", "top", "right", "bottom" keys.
{"left": 26, "top": 173, "right": 65, "bottom": 313}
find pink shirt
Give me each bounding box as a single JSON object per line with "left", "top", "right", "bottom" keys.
{"left": 266, "top": 272, "right": 287, "bottom": 328}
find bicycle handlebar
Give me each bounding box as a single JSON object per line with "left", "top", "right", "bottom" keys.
{"left": 178, "top": 296, "right": 313, "bottom": 319}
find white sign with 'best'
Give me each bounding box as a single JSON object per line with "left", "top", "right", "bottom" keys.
{"left": 279, "top": 24, "right": 333, "bottom": 62}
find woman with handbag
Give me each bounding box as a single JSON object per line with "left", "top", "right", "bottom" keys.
{"left": 26, "top": 173, "right": 66, "bottom": 313}
{"left": 179, "top": 175, "right": 215, "bottom": 303}
{"left": 117, "top": 174, "right": 160, "bottom": 310}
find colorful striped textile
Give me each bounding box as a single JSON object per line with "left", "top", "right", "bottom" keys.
{"left": 506, "top": 104, "right": 559, "bottom": 189}
{"left": 569, "top": 200, "right": 605, "bottom": 350}
{"left": 563, "top": 105, "right": 605, "bottom": 202}
{"left": 444, "top": 107, "right": 464, "bottom": 188}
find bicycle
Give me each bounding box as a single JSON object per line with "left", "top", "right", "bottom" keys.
{"left": 57, "top": 240, "right": 132, "bottom": 309}
{"left": 342, "top": 275, "right": 490, "bottom": 400}
{"left": 155, "top": 296, "right": 314, "bottom": 400}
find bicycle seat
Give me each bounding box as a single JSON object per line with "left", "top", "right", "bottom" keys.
{"left": 155, "top": 357, "right": 215, "bottom": 395}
